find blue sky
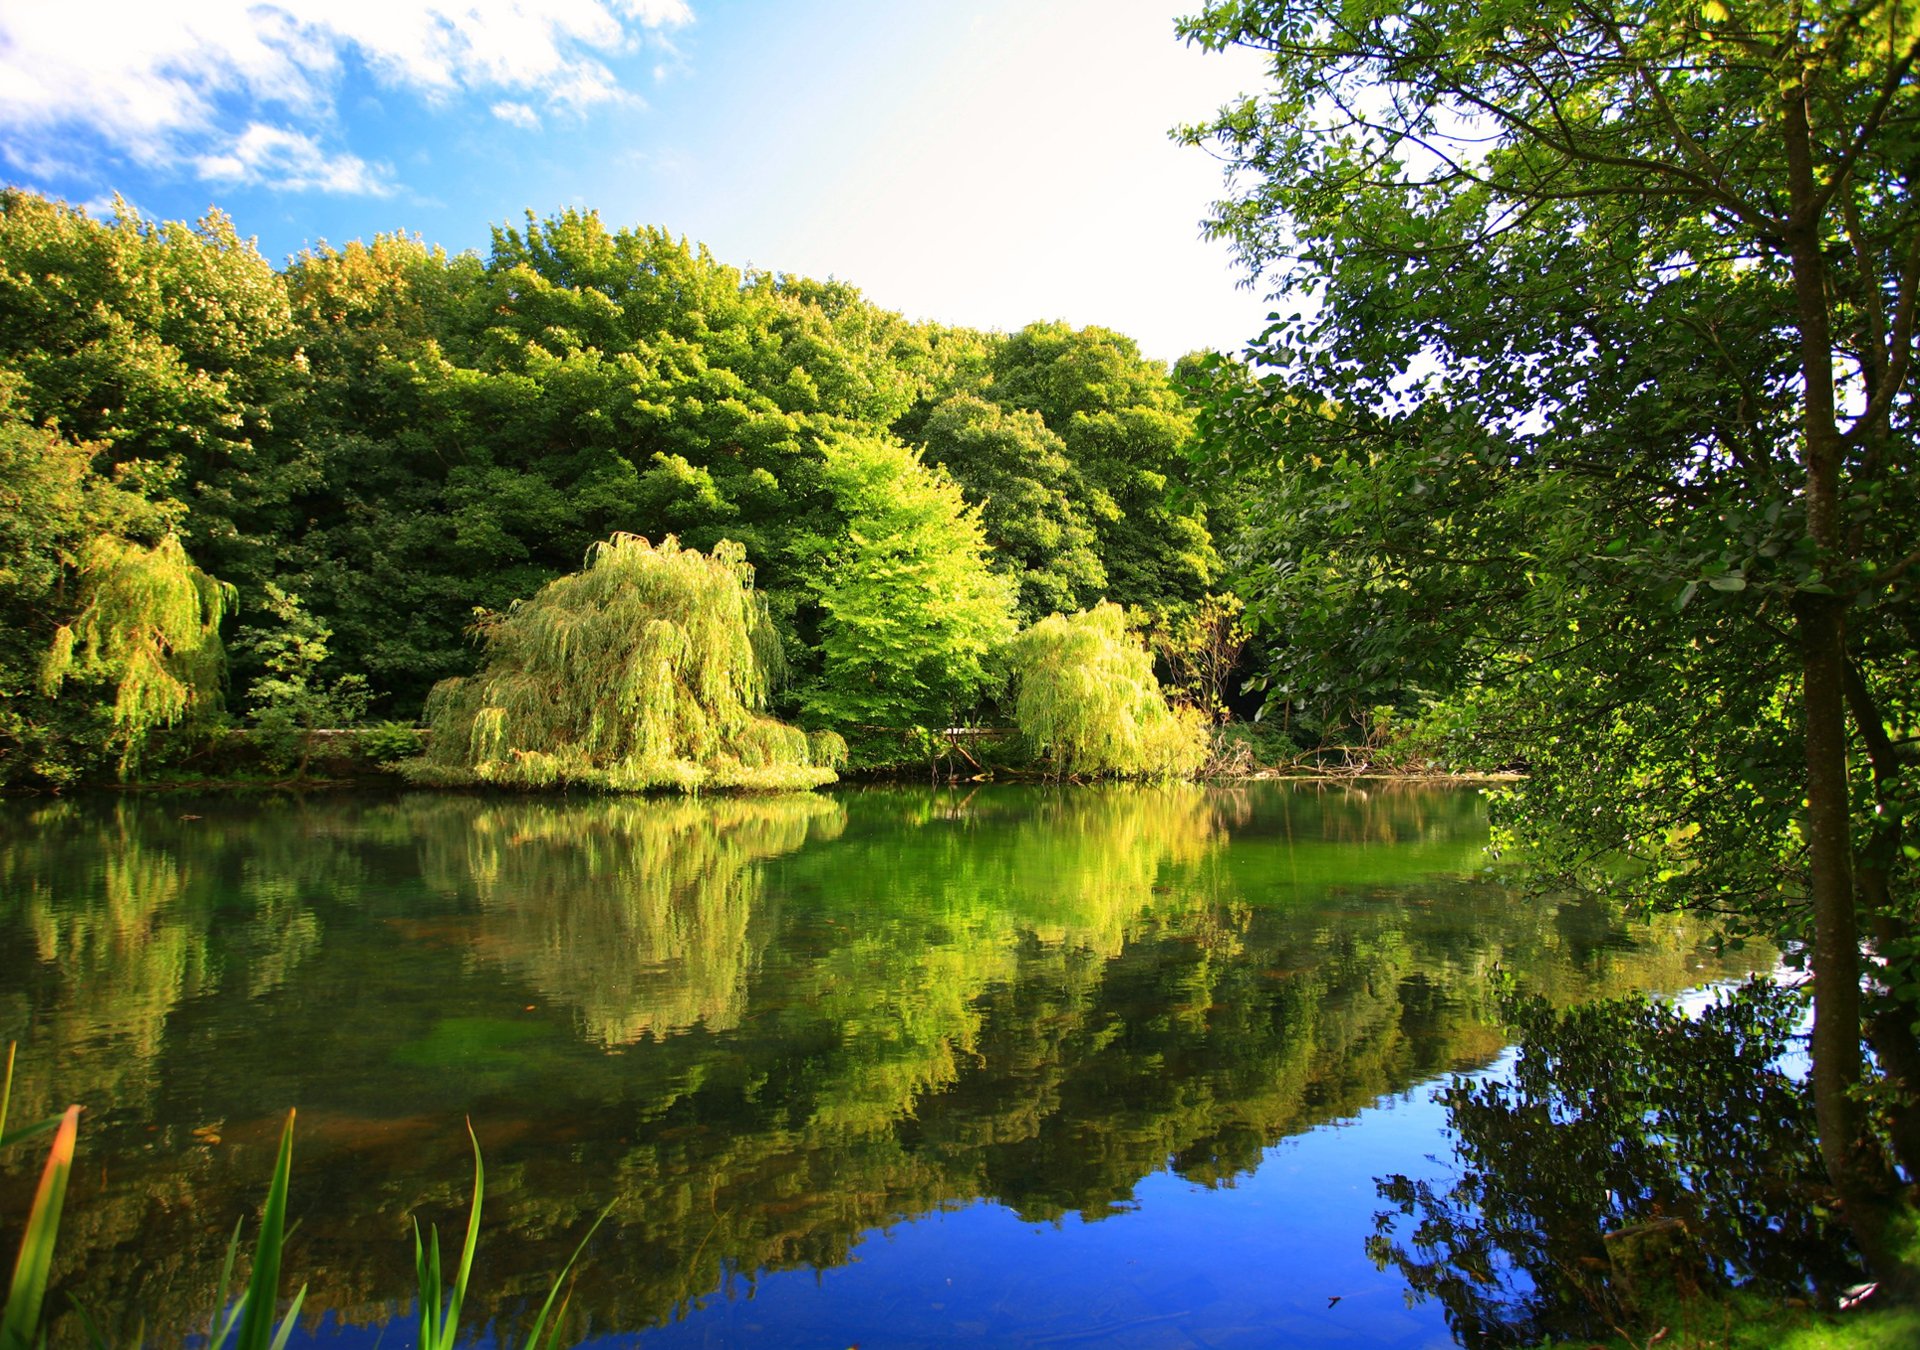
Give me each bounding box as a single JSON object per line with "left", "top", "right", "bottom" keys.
{"left": 0, "top": 1, "right": 1273, "bottom": 361}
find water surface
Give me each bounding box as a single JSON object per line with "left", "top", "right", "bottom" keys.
{"left": 0, "top": 784, "right": 1763, "bottom": 1346}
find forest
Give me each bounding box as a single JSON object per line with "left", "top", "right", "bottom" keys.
{"left": 0, "top": 189, "right": 1240, "bottom": 789}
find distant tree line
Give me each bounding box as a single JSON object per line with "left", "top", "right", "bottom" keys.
{"left": 0, "top": 190, "right": 1228, "bottom": 784}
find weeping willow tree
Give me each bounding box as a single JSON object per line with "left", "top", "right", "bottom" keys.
{"left": 1009, "top": 603, "right": 1208, "bottom": 780}
{"left": 412, "top": 533, "right": 840, "bottom": 792}
{"left": 38, "top": 533, "right": 234, "bottom": 775}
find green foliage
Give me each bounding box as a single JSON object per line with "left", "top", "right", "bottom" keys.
{"left": 1140, "top": 592, "right": 1248, "bottom": 723}
{"left": 238, "top": 584, "right": 371, "bottom": 776}
{"left": 208, "top": 1111, "right": 305, "bottom": 1350}
{"left": 0, "top": 190, "right": 300, "bottom": 586}
{"left": 1008, "top": 604, "right": 1209, "bottom": 779}
{"left": 986, "top": 323, "right": 1220, "bottom": 611}
{"left": 0, "top": 191, "right": 1236, "bottom": 785}
{"left": 414, "top": 1121, "right": 610, "bottom": 1350}
{"left": 800, "top": 434, "right": 1018, "bottom": 764}
{"left": 0, "top": 1056, "right": 603, "bottom": 1350}
{"left": 415, "top": 533, "right": 835, "bottom": 791}
{"left": 39, "top": 533, "right": 233, "bottom": 775}
{"left": 0, "top": 1040, "right": 78, "bottom": 1350}
{"left": 1177, "top": 0, "right": 1920, "bottom": 1254}
{"left": 916, "top": 393, "right": 1106, "bottom": 619}
{"left": 413, "top": 1122, "right": 483, "bottom": 1350}
{"left": 353, "top": 720, "right": 425, "bottom": 765}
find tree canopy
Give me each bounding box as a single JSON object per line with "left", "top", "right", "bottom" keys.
{"left": 1179, "top": 0, "right": 1920, "bottom": 1278}
{"left": 1009, "top": 604, "right": 1209, "bottom": 780}
{"left": 0, "top": 192, "right": 1230, "bottom": 783}
{"left": 799, "top": 434, "right": 1018, "bottom": 764}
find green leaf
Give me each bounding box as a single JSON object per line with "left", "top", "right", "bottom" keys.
{"left": 232, "top": 1110, "right": 296, "bottom": 1350}
{"left": 0, "top": 1105, "right": 80, "bottom": 1350}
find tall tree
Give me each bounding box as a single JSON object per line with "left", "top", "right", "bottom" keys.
{"left": 917, "top": 393, "right": 1107, "bottom": 619}
{"left": 0, "top": 191, "right": 301, "bottom": 583}
{"left": 799, "top": 433, "right": 1018, "bottom": 766}
{"left": 1179, "top": 0, "right": 1920, "bottom": 1277}
{"left": 988, "top": 323, "right": 1220, "bottom": 611}
{"left": 0, "top": 377, "right": 229, "bottom": 783}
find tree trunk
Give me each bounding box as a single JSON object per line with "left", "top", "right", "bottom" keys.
{"left": 1784, "top": 80, "right": 1912, "bottom": 1287}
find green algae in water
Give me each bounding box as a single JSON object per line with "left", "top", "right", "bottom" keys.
{"left": 391, "top": 1016, "right": 554, "bottom": 1075}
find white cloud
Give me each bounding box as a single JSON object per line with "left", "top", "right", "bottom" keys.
{"left": 0, "top": 1, "right": 693, "bottom": 192}
{"left": 194, "top": 123, "right": 395, "bottom": 196}
{"left": 491, "top": 101, "right": 543, "bottom": 130}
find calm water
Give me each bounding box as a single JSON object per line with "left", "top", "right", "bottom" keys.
{"left": 0, "top": 784, "right": 1764, "bottom": 1347}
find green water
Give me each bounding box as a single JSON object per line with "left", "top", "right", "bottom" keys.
{"left": 0, "top": 784, "right": 1765, "bottom": 1347}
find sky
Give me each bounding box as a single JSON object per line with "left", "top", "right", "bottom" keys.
{"left": 0, "top": 0, "right": 1277, "bottom": 362}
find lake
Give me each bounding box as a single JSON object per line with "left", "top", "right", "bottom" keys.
{"left": 0, "top": 783, "right": 1765, "bottom": 1347}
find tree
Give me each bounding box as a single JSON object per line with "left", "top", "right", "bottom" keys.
{"left": 412, "top": 533, "right": 836, "bottom": 792}
{"left": 37, "top": 531, "right": 233, "bottom": 778}
{"left": 799, "top": 433, "right": 1018, "bottom": 766}
{"left": 1178, "top": 0, "right": 1920, "bottom": 1277}
{"left": 988, "top": 323, "right": 1221, "bottom": 611}
{"left": 916, "top": 393, "right": 1107, "bottom": 620}
{"left": 0, "top": 375, "right": 232, "bottom": 782}
{"left": 1007, "top": 604, "right": 1209, "bottom": 779}
{"left": 0, "top": 191, "right": 301, "bottom": 584}
{"left": 236, "top": 584, "right": 371, "bottom": 778}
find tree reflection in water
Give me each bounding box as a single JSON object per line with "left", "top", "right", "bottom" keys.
{"left": 1369, "top": 982, "right": 1855, "bottom": 1347}
{"left": 0, "top": 784, "right": 1775, "bottom": 1344}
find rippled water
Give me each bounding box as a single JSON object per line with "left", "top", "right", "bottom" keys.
{"left": 0, "top": 783, "right": 1765, "bottom": 1347}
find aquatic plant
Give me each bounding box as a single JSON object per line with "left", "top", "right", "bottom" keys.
{"left": 416, "top": 1123, "right": 607, "bottom": 1350}
{"left": 204, "top": 1111, "right": 305, "bottom": 1350}
{"left": 1, "top": 1043, "right": 77, "bottom": 1350}
{"left": 413, "top": 533, "right": 835, "bottom": 792}
{"left": 1, "top": 1044, "right": 602, "bottom": 1350}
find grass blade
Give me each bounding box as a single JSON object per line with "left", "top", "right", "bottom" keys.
{"left": 0, "top": 1043, "right": 13, "bottom": 1141}
{"left": 68, "top": 1296, "right": 111, "bottom": 1350}
{"left": 446, "top": 1121, "right": 484, "bottom": 1339}
{"left": 266, "top": 1283, "right": 308, "bottom": 1350}
{"left": 416, "top": 1120, "right": 485, "bottom": 1350}
{"left": 208, "top": 1217, "right": 246, "bottom": 1349}
{"left": 0, "top": 1120, "right": 61, "bottom": 1154}
{"left": 233, "top": 1109, "right": 296, "bottom": 1350}
{"left": 515, "top": 1202, "right": 613, "bottom": 1350}
{"left": 0, "top": 1104, "right": 81, "bottom": 1350}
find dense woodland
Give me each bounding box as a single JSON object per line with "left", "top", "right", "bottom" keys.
{"left": 7, "top": 0, "right": 1920, "bottom": 1327}
{"left": 0, "top": 189, "right": 1233, "bottom": 787}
